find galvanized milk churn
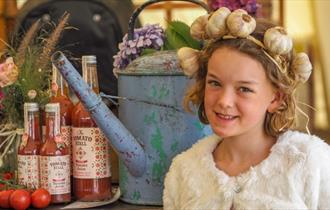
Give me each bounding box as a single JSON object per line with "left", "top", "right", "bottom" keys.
{"left": 52, "top": 0, "right": 210, "bottom": 205}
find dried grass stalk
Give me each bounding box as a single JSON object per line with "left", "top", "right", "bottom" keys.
{"left": 37, "top": 12, "right": 70, "bottom": 70}
{"left": 15, "top": 19, "right": 41, "bottom": 67}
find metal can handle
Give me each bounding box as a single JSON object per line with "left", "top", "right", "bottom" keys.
{"left": 127, "top": 0, "right": 210, "bottom": 41}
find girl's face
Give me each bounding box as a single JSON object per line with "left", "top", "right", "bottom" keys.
{"left": 204, "top": 47, "right": 280, "bottom": 139}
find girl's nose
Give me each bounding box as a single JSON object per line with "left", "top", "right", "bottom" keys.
{"left": 217, "top": 89, "right": 234, "bottom": 109}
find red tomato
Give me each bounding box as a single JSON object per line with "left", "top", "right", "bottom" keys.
{"left": 0, "top": 189, "right": 14, "bottom": 208}
{"left": 31, "top": 188, "right": 51, "bottom": 209}
{"left": 9, "top": 189, "right": 31, "bottom": 210}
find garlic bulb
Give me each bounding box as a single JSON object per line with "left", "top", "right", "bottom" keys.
{"left": 264, "top": 27, "right": 293, "bottom": 55}
{"left": 177, "top": 47, "right": 200, "bottom": 77}
{"left": 226, "top": 9, "right": 256, "bottom": 38}
{"left": 206, "top": 7, "right": 231, "bottom": 39}
{"left": 190, "top": 14, "right": 210, "bottom": 40}
{"left": 291, "top": 52, "right": 312, "bottom": 83}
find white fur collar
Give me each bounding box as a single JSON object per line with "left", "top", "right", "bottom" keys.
{"left": 177, "top": 130, "right": 317, "bottom": 195}
{"left": 164, "top": 130, "right": 330, "bottom": 209}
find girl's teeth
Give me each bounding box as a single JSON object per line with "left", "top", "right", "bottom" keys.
{"left": 219, "top": 114, "right": 234, "bottom": 119}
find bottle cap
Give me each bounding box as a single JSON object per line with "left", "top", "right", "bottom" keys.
{"left": 24, "top": 103, "right": 39, "bottom": 112}
{"left": 45, "top": 103, "right": 61, "bottom": 135}
{"left": 82, "top": 55, "right": 96, "bottom": 64}
{"left": 45, "top": 103, "right": 60, "bottom": 113}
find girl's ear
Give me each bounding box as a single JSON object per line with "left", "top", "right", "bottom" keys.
{"left": 267, "top": 91, "right": 285, "bottom": 113}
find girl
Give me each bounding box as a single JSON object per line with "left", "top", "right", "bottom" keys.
{"left": 163, "top": 7, "right": 330, "bottom": 209}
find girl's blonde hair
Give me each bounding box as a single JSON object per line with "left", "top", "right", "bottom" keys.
{"left": 183, "top": 19, "right": 299, "bottom": 137}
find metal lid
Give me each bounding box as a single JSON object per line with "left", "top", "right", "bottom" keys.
{"left": 45, "top": 103, "right": 60, "bottom": 113}
{"left": 24, "top": 103, "right": 39, "bottom": 112}
{"left": 82, "top": 55, "right": 97, "bottom": 64}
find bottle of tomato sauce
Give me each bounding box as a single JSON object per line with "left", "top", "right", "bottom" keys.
{"left": 71, "top": 55, "right": 112, "bottom": 201}
{"left": 17, "top": 103, "right": 41, "bottom": 189}
{"left": 50, "top": 64, "right": 74, "bottom": 178}
{"left": 40, "top": 103, "right": 71, "bottom": 203}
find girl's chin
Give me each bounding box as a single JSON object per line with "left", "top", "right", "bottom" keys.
{"left": 211, "top": 126, "right": 234, "bottom": 138}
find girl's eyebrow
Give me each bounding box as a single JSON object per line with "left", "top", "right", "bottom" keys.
{"left": 206, "top": 73, "right": 219, "bottom": 79}
{"left": 237, "top": 80, "right": 259, "bottom": 85}
{"left": 207, "top": 73, "right": 259, "bottom": 85}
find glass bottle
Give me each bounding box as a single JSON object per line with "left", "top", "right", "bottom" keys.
{"left": 50, "top": 64, "right": 74, "bottom": 177}
{"left": 72, "top": 55, "right": 112, "bottom": 201}
{"left": 17, "top": 103, "right": 41, "bottom": 189}
{"left": 42, "top": 65, "right": 73, "bottom": 143}
{"left": 40, "top": 103, "right": 71, "bottom": 203}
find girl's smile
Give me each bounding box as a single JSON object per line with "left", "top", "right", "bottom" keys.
{"left": 215, "top": 112, "right": 238, "bottom": 125}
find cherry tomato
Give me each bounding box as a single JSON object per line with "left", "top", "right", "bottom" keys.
{"left": 0, "top": 189, "right": 14, "bottom": 208}
{"left": 31, "top": 188, "right": 51, "bottom": 209}
{"left": 9, "top": 189, "right": 31, "bottom": 210}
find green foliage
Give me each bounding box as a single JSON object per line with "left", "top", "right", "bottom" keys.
{"left": 15, "top": 46, "right": 51, "bottom": 101}
{"left": 2, "top": 45, "right": 51, "bottom": 126}
{"left": 163, "top": 20, "right": 201, "bottom": 50}
{"left": 2, "top": 85, "right": 24, "bottom": 124}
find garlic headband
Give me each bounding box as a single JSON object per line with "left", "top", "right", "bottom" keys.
{"left": 178, "top": 7, "right": 312, "bottom": 84}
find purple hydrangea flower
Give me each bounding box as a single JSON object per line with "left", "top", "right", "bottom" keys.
{"left": 207, "top": 0, "right": 260, "bottom": 15}
{"left": 113, "top": 24, "right": 165, "bottom": 70}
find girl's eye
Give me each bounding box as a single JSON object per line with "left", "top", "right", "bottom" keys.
{"left": 207, "top": 80, "right": 220, "bottom": 87}
{"left": 239, "top": 87, "right": 253, "bottom": 93}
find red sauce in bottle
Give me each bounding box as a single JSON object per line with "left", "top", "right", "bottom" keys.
{"left": 50, "top": 65, "right": 74, "bottom": 177}
{"left": 40, "top": 103, "right": 71, "bottom": 203}
{"left": 50, "top": 64, "right": 73, "bottom": 126}
{"left": 17, "top": 103, "right": 41, "bottom": 189}
{"left": 71, "top": 55, "right": 111, "bottom": 201}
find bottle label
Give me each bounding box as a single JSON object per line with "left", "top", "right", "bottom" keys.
{"left": 40, "top": 155, "right": 70, "bottom": 195}
{"left": 61, "top": 126, "right": 72, "bottom": 175}
{"left": 17, "top": 155, "right": 40, "bottom": 189}
{"left": 54, "top": 135, "right": 66, "bottom": 150}
{"left": 61, "top": 126, "right": 71, "bottom": 148}
{"left": 72, "top": 127, "right": 111, "bottom": 179}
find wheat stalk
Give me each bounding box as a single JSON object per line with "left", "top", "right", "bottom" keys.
{"left": 15, "top": 19, "right": 41, "bottom": 67}
{"left": 37, "top": 12, "right": 70, "bottom": 71}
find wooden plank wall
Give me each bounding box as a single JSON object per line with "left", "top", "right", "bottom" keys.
{"left": 0, "top": 0, "right": 17, "bottom": 51}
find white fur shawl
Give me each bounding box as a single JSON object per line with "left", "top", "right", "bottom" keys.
{"left": 163, "top": 130, "right": 330, "bottom": 210}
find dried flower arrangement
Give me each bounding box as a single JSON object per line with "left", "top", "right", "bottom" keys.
{"left": 0, "top": 13, "right": 70, "bottom": 125}
{"left": 0, "top": 13, "right": 70, "bottom": 173}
